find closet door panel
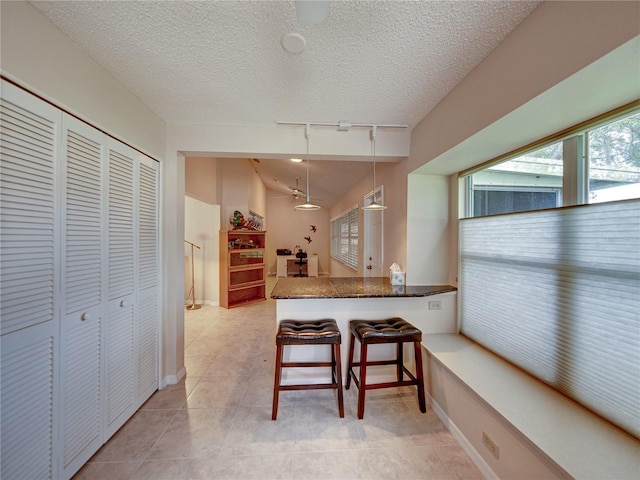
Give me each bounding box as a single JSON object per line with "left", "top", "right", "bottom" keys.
{"left": 137, "top": 290, "right": 158, "bottom": 402}
{"left": 59, "top": 116, "right": 106, "bottom": 478}
{"left": 105, "top": 141, "right": 136, "bottom": 436}
{"left": 105, "top": 299, "right": 134, "bottom": 435}
{"left": 0, "top": 81, "right": 60, "bottom": 479}
{"left": 108, "top": 148, "right": 135, "bottom": 301}
{"left": 138, "top": 158, "right": 158, "bottom": 291}
{"left": 0, "top": 86, "right": 59, "bottom": 335}
{"left": 64, "top": 123, "right": 104, "bottom": 313}
{"left": 60, "top": 312, "right": 102, "bottom": 474}
{"left": 136, "top": 157, "right": 159, "bottom": 402}
{"left": 1, "top": 327, "right": 56, "bottom": 480}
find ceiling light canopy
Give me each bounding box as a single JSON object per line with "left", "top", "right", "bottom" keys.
{"left": 281, "top": 32, "right": 306, "bottom": 54}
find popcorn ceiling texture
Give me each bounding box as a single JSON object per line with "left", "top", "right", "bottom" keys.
{"left": 31, "top": 0, "right": 541, "bottom": 129}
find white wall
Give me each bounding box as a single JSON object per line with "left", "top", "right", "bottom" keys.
{"left": 406, "top": 174, "right": 450, "bottom": 285}
{"left": 407, "top": 1, "right": 640, "bottom": 177}
{"left": 328, "top": 160, "right": 408, "bottom": 276}
{"left": 0, "top": 1, "right": 166, "bottom": 160}
{"left": 185, "top": 157, "right": 218, "bottom": 204}
{"left": 184, "top": 196, "right": 220, "bottom": 306}
{"left": 402, "top": 3, "right": 640, "bottom": 478}
{"left": 425, "top": 354, "right": 570, "bottom": 479}
{"left": 266, "top": 195, "right": 329, "bottom": 276}
{"left": 0, "top": 0, "right": 187, "bottom": 386}
{"left": 248, "top": 163, "right": 267, "bottom": 222}
{"left": 173, "top": 123, "right": 410, "bottom": 162}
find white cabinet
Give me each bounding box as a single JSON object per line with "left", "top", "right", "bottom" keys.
{"left": 0, "top": 80, "right": 160, "bottom": 480}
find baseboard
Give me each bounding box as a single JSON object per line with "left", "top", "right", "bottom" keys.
{"left": 427, "top": 392, "right": 498, "bottom": 480}
{"left": 161, "top": 366, "right": 186, "bottom": 388}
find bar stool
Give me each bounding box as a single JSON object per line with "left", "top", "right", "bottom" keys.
{"left": 272, "top": 319, "right": 344, "bottom": 420}
{"left": 346, "top": 317, "right": 426, "bottom": 419}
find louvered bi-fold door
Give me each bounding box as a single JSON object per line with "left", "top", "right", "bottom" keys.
{"left": 105, "top": 140, "right": 137, "bottom": 437}
{"left": 0, "top": 81, "right": 60, "bottom": 479}
{"left": 137, "top": 157, "right": 159, "bottom": 403}
{"left": 59, "top": 115, "right": 106, "bottom": 479}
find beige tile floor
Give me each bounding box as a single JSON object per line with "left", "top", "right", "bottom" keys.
{"left": 74, "top": 279, "right": 483, "bottom": 480}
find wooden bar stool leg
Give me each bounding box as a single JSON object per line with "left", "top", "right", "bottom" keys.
{"left": 272, "top": 344, "right": 283, "bottom": 420}
{"left": 345, "top": 332, "right": 356, "bottom": 390}
{"left": 334, "top": 344, "right": 344, "bottom": 418}
{"left": 357, "top": 342, "right": 368, "bottom": 419}
{"left": 413, "top": 341, "right": 427, "bottom": 413}
{"left": 396, "top": 343, "right": 404, "bottom": 381}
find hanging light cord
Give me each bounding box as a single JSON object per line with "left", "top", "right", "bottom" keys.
{"left": 362, "top": 125, "right": 387, "bottom": 210}
{"left": 371, "top": 125, "right": 377, "bottom": 195}
{"left": 295, "top": 123, "right": 321, "bottom": 210}
{"left": 305, "top": 124, "right": 311, "bottom": 203}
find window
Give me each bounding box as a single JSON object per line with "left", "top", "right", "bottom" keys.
{"left": 331, "top": 206, "right": 358, "bottom": 269}
{"left": 458, "top": 105, "right": 640, "bottom": 439}
{"left": 588, "top": 112, "right": 640, "bottom": 204}
{"left": 464, "top": 109, "right": 640, "bottom": 217}
{"left": 459, "top": 199, "right": 640, "bottom": 439}
{"left": 469, "top": 142, "right": 563, "bottom": 216}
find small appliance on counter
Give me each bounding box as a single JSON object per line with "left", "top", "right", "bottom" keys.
{"left": 276, "top": 248, "right": 292, "bottom": 256}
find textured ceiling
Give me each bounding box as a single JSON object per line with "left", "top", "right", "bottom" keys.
{"left": 30, "top": 0, "right": 541, "bottom": 205}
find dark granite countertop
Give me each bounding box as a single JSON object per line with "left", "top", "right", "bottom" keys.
{"left": 270, "top": 277, "right": 457, "bottom": 299}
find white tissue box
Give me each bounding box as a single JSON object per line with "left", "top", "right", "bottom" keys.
{"left": 390, "top": 271, "right": 405, "bottom": 286}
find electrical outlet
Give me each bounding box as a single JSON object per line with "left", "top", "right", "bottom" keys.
{"left": 428, "top": 300, "right": 441, "bottom": 310}
{"left": 482, "top": 431, "right": 500, "bottom": 459}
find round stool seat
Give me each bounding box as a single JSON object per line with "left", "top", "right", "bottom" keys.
{"left": 350, "top": 317, "right": 422, "bottom": 344}
{"left": 277, "top": 319, "right": 341, "bottom": 345}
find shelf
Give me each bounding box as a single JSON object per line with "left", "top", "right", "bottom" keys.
{"left": 229, "top": 249, "right": 264, "bottom": 267}
{"left": 229, "top": 268, "right": 264, "bottom": 287}
{"left": 220, "top": 230, "right": 266, "bottom": 308}
{"left": 227, "top": 284, "right": 266, "bottom": 308}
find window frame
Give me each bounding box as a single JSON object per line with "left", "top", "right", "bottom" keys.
{"left": 330, "top": 205, "right": 359, "bottom": 270}
{"left": 461, "top": 102, "right": 640, "bottom": 218}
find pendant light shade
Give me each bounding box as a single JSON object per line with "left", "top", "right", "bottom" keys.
{"left": 295, "top": 124, "right": 321, "bottom": 211}
{"left": 362, "top": 126, "right": 387, "bottom": 211}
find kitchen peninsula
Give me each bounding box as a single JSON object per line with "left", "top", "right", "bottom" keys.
{"left": 271, "top": 277, "right": 457, "bottom": 383}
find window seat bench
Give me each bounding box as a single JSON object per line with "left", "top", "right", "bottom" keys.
{"left": 422, "top": 333, "right": 639, "bottom": 480}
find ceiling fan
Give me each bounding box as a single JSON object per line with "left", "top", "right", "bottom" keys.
{"left": 270, "top": 176, "right": 323, "bottom": 203}
{"left": 271, "top": 177, "right": 306, "bottom": 200}
{"left": 288, "top": 177, "right": 306, "bottom": 199}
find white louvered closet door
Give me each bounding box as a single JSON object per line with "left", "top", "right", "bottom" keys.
{"left": 0, "top": 81, "right": 61, "bottom": 480}
{"left": 136, "top": 156, "right": 159, "bottom": 403}
{"left": 59, "top": 115, "right": 106, "bottom": 479}
{"left": 105, "top": 140, "right": 137, "bottom": 437}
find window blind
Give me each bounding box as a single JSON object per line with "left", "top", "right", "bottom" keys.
{"left": 331, "top": 207, "right": 358, "bottom": 269}
{"left": 459, "top": 199, "right": 640, "bottom": 439}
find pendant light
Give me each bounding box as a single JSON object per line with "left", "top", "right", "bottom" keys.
{"left": 362, "top": 125, "right": 387, "bottom": 210}
{"left": 295, "top": 124, "right": 321, "bottom": 211}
